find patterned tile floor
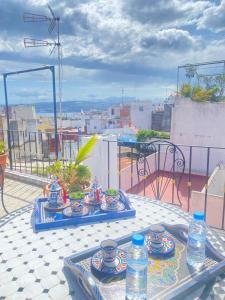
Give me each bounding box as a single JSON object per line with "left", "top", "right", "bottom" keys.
{"left": 0, "top": 178, "right": 42, "bottom": 218}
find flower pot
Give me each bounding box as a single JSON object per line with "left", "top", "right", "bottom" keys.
{"left": 69, "top": 194, "right": 85, "bottom": 212}
{"left": 105, "top": 192, "right": 120, "bottom": 209}
{"left": 0, "top": 153, "right": 7, "bottom": 187}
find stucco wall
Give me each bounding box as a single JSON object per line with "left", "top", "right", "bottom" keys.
{"left": 171, "top": 97, "right": 225, "bottom": 147}
{"left": 171, "top": 97, "right": 225, "bottom": 175}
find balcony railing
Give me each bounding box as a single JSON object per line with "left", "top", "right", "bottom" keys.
{"left": 1, "top": 129, "right": 225, "bottom": 230}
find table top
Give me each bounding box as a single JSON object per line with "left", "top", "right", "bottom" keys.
{"left": 0, "top": 194, "right": 224, "bottom": 300}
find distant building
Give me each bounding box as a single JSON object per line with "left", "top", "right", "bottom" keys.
{"left": 151, "top": 103, "right": 172, "bottom": 132}
{"left": 108, "top": 100, "right": 152, "bottom": 131}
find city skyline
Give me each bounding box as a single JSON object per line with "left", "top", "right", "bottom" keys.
{"left": 1, "top": 0, "right": 225, "bottom": 104}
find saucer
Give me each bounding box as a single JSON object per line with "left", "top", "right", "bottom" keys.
{"left": 100, "top": 201, "right": 125, "bottom": 212}
{"left": 44, "top": 202, "right": 68, "bottom": 212}
{"left": 62, "top": 206, "right": 89, "bottom": 217}
{"left": 91, "top": 248, "right": 127, "bottom": 275}
{"left": 146, "top": 235, "right": 175, "bottom": 257}
{"left": 84, "top": 196, "right": 100, "bottom": 206}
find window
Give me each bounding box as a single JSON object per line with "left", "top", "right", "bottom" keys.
{"left": 139, "top": 106, "right": 144, "bottom": 112}
{"left": 111, "top": 108, "right": 114, "bottom": 115}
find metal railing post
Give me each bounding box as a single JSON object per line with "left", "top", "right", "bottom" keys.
{"left": 107, "top": 140, "right": 110, "bottom": 189}
{"left": 3, "top": 74, "right": 12, "bottom": 170}
{"left": 204, "top": 147, "right": 210, "bottom": 220}
{"left": 50, "top": 66, "right": 58, "bottom": 160}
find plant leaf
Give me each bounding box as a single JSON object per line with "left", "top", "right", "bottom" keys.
{"left": 75, "top": 135, "right": 97, "bottom": 166}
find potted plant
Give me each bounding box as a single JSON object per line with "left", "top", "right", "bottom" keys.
{"left": 0, "top": 141, "right": 7, "bottom": 169}
{"left": 68, "top": 191, "right": 85, "bottom": 201}
{"left": 45, "top": 135, "right": 96, "bottom": 196}
{"left": 105, "top": 188, "right": 120, "bottom": 208}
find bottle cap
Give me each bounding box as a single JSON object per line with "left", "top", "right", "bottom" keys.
{"left": 132, "top": 234, "right": 144, "bottom": 246}
{"left": 193, "top": 211, "right": 204, "bottom": 221}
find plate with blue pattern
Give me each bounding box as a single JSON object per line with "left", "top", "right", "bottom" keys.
{"left": 91, "top": 248, "right": 127, "bottom": 276}
{"left": 146, "top": 235, "right": 175, "bottom": 257}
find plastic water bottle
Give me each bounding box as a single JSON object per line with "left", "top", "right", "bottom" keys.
{"left": 126, "top": 234, "right": 148, "bottom": 300}
{"left": 186, "top": 211, "right": 206, "bottom": 269}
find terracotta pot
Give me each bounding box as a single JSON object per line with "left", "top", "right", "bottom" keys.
{"left": 0, "top": 153, "right": 7, "bottom": 168}
{"left": 0, "top": 153, "right": 7, "bottom": 187}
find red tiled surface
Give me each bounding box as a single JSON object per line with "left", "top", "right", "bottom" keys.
{"left": 127, "top": 171, "right": 206, "bottom": 211}
{"left": 126, "top": 171, "right": 225, "bottom": 229}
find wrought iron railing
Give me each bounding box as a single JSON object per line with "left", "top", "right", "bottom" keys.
{"left": 1, "top": 130, "right": 224, "bottom": 230}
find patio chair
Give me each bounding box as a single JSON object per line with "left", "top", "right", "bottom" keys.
{"left": 136, "top": 140, "right": 185, "bottom": 206}
{"left": 0, "top": 165, "right": 8, "bottom": 214}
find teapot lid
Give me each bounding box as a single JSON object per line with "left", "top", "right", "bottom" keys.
{"left": 50, "top": 180, "right": 62, "bottom": 192}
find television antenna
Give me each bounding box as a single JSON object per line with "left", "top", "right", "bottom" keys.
{"left": 23, "top": 4, "right": 63, "bottom": 150}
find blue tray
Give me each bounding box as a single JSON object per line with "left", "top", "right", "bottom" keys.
{"left": 33, "top": 191, "right": 136, "bottom": 231}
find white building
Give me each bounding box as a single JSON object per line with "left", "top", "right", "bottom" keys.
{"left": 86, "top": 115, "right": 109, "bottom": 134}
{"left": 130, "top": 101, "right": 152, "bottom": 130}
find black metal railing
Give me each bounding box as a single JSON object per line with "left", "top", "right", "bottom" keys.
{"left": 116, "top": 140, "right": 225, "bottom": 230}
{"left": 1, "top": 130, "right": 225, "bottom": 230}
{"left": 0, "top": 129, "right": 81, "bottom": 176}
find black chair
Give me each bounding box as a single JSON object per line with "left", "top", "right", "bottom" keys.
{"left": 136, "top": 140, "right": 185, "bottom": 206}
{"left": 0, "top": 165, "right": 8, "bottom": 214}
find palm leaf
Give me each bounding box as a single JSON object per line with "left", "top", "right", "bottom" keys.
{"left": 75, "top": 135, "right": 97, "bottom": 166}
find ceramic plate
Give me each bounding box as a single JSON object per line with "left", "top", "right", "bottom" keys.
{"left": 84, "top": 197, "right": 100, "bottom": 206}
{"left": 146, "top": 235, "right": 175, "bottom": 257}
{"left": 91, "top": 248, "right": 127, "bottom": 275}
{"left": 62, "top": 206, "right": 89, "bottom": 217}
{"left": 100, "top": 201, "right": 125, "bottom": 212}
{"left": 44, "top": 202, "right": 68, "bottom": 212}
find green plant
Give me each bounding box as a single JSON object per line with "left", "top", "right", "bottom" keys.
{"left": 69, "top": 192, "right": 84, "bottom": 199}
{"left": 0, "top": 141, "right": 5, "bottom": 155}
{"left": 105, "top": 189, "right": 118, "bottom": 196}
{"left": 136, "top": 130, "right": 170, "bottom": 143}
{"left": 181, "top": 84, "right": 191, "bottom": 97}
{"left": 47, "top": 135, "right": 96, "bottom": 192}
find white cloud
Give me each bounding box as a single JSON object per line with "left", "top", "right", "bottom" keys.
{"left": 197, "top": 0, "right": 225, "bottom": 32}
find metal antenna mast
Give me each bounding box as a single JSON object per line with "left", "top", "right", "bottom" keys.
{"left": 23, "top": 5, "right": 63, "bottom": 151}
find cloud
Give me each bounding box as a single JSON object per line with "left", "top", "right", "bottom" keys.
{"left": 197, "top": 0, "right": 225, "bottom": 33}
{"left": 123, "top": 0, "right": 211, "bottom": 27}
{"left": 140, "top": 29, "right": 199, "bottom": 52}
{"left": 0, "top": 0, "right": 222, "bottom": 101}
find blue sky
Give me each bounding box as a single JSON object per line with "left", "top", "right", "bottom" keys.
{"left": 1, "top": 0, "right": 225, "bottom": 104}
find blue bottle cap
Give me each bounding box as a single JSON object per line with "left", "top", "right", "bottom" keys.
{"left": 132, "top": 234, "right": 144, "bottom": 246}
{"left": 193, "top": 211, "right": 204, "bottom": 221}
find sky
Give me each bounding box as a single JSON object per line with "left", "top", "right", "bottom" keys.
{"left": 1, "top": 0, "right": 225, "bottom": 104}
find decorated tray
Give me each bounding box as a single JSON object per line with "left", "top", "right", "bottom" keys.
{"left": 64, "top": 223, "right": 225, "bottom": 300}
{"left": 33, "top": 191, "right": 135, "bottom": 231}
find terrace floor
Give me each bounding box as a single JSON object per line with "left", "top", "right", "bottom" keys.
{"left": 128, "top": 172, "right": 206, "bottom": 211}
{"left": 0, "top": 178, "right": 42, "bottom": 218}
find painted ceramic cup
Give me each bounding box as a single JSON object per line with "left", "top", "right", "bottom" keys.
{"left": 101, "top": 239, "right": 118, "bottom": 267}
{"left": 148, "top": 225, "right": 165, "bottom": 249}
{"left": 105, "top": 193, "right": 120, "bottom": 209}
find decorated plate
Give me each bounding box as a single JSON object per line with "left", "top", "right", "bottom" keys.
{"left": 100, "top": 201, "right": 125, "bottom": 212}
{"left": 146, "top": 235, "right": 175, "bottom": 257}
{"left": 44, "top": 202, "right": 68, "bottom": 212}
{"left": 91, "top": 248, "right": 127, "bottom": 276}
{"left": 84, "top": 197, "right": 100, "bottom": 206}
{"left": 62, "top": 206, "right": 89, "bottom": 217}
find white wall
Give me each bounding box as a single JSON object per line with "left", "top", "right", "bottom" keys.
{"left": 208, "top": 166, "right": 225, "bottom": 196}
{"left": 171, "top": 97, "right": 225, "bottom": 175}
{"left": 80, "top": 135, "right": 119, "bottom": 190}
{"left": 171, "top": 97, "right": 225, "bottom": 147}
{"left": 130, "top": 101, "right": 152, "bottom": 130}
